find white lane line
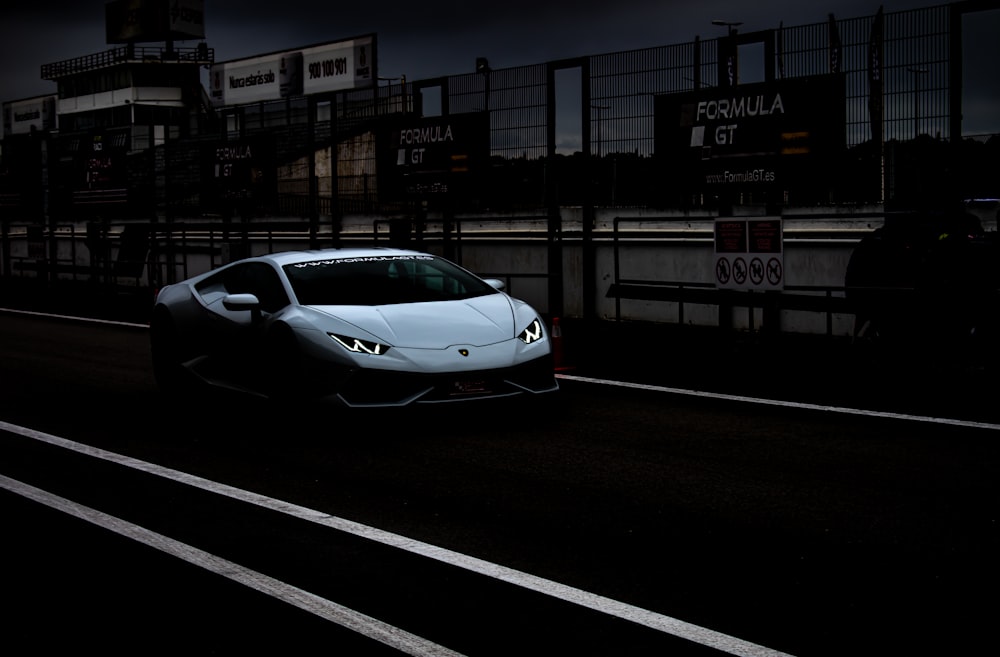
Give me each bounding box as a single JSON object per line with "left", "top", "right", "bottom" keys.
{"left": 556, "top": 373, "right": 1000, "bottom": 431}
{"left": 0, "top": 473, "right": 464, "bottom": 657}
{"left": 5, "top": 304, "right": 996, "bottom": 432}
{"left": 1, "top": 420, "right": 795, "bottom": 657}
{"left": 0, "top": 306, "right": 148, "bottom": 329}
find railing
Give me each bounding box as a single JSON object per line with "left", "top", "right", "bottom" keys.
{"left": 41, "top": 44, "right": 215, "bottom": 79}
{"left": 1, "top": 218, "right": 857, "bottom": 334}
{"left": 605, "top": 279, "right": 853, "bottom": 336}
{"left": 5, "top": 211, "right": 996, "bottom": 343}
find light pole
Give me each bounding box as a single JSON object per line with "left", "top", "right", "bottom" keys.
{"left": 476, "top": 57, "right": 491, "bottom": 112}
{"left": 378, "top": 75, "right": 407, "bottom": 115}
{"left": 711, "top": 20, "right": 742, "bottom": 214}
{"left": 711, "top": 19, "right": 743, "bottom": 36}
{"left": 907, "top": 67, "right": 928, "bottom": 139}
{"left": 712, "top": 20, "right": 742, "bottom": 87}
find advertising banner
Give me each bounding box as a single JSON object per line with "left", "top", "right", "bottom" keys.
{"left": 73, "top": 130, "right": 130, "bottom": 207}
{"left": 105, "top": 0, "right": 205, "bottom": 43}
{"left": 201, "top": 136, "right": 275, "bottom": 214}
{"left": 378, "top": 112, "right": 490, "bottom": 200}
{"left": 209, "top": 35, "right": 375, "bottom": 106}
{"left": 3, "top": 96, "right": 57, "bottom": 135}
{"left": 654, "top": 74, "right": 845, "bottom": 195}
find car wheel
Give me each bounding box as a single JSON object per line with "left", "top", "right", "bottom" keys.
{"left": 263, "top": 324, "right": 304, "bottom": 402}
{"left": 149, "top": 308, "right": 193, "bottom": 396}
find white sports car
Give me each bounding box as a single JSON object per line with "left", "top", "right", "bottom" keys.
{"left": 149, "top": 247, "right": 559, "bottom": 407}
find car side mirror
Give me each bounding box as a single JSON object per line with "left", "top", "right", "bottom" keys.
{"left": 223, "top": 293, "right": 260, "bottom": 310}
{"left": 483, "top": 278, "right": 506, "bottom": 291}
{"left": 223, "top": 293, "right": 263, "bottom": 321}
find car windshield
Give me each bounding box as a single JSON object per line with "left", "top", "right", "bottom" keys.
{"left": 283, "top": 254, "right": 500, "bottom": 306}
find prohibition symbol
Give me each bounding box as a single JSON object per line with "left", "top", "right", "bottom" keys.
{"left": 713, "top": 217, "right": 783, "bottom": 290}
{"left": 749, "top": 257, "right": 765, "bottom": 286}
{"left": 767, "top": 257, "right": 783, "bottom": 286}
{"left": 716, "top": 258, "right": 731, "bottom": 284}
{"left": 732, "top": 257, "right": 748, "bottom": 285}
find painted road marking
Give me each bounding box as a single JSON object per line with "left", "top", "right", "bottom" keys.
{"left": 6, "top": 305, "right": 999, "bottom": 432}
{"left": 1, "top": 420, "right": 795, "bottom": 657}
{"left": 556, "top": 374, "right": 1000, "bottom": 432}
{"left": 0, "top": 473, "right": 464, "bottom": 657}
{"left": 0, "top": 306, "right": 148, "bottom": 329}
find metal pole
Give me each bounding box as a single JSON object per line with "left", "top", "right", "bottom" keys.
{"left": 908, "top": 67, "right": 928, "bottom": 139}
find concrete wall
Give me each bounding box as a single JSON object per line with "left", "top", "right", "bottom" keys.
{"left": 3, "top": 207, "right": 895, "bottom": 338}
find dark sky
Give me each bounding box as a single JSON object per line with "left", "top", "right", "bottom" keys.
{"left": 2, "top": 1, "right": 997, "bottom": 134}
{"left": 0, "top": 1, "right": 944, "bottom": 96}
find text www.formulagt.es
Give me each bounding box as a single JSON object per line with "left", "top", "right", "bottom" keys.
{"left": 705, "top": 169, "right": 777, "bottom": 184}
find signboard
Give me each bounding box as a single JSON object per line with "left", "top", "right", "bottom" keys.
{"left": 201, "top": 137, "right": 275, "bottom": 214}
{"left": 3, "top": 96, "right": 57, "bottom": 135}
{"left": 73, "top": 130, "right": 130, "bottom": 206}
{"left": 714, "top": 218, "right": 783, "bottom": 290}
{"left": 209, "top": 35, "right": 375, "bottom": 106}
{"left": 379, "top": 112, "right": 489, "bottom": 200}
{"left": 655, "top": 74, "right": 845, "bottom": 195}
{"left": 105, "top": 0, "right": 205, "bottom": 43}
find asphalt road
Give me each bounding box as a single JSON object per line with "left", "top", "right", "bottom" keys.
{"left": 0, "top": 308, "right": 997, "bottom": 656}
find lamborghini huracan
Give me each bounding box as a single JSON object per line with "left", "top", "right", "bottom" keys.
{"left": 149, "top": 247, "right": 559, "bottom": 406}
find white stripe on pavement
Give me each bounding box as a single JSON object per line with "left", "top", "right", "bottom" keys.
{"left": 0, "top": 473, "right": 465, "bottom": 657}
{"left": 1, "top": 420, "right": 795, "bottom": 657}
{"left": 0, "top": 306, "right": 148, "bottom": 329}
{"left": 556, "top": 373, "right": 1000, "bottom": 431}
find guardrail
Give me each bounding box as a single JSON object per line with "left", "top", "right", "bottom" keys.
{"left": 14, "top": 215, "right": 996, "bottom": 345}
{"left": 605, "top": 280, "right": 853, "bottom": 336}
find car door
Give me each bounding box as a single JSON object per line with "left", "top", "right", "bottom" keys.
{"left": 198, "top": 261, "right": 291, "bottom": 384}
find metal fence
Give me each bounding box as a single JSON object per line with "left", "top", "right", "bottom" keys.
{"left": 275, "top": 2, "right": 995, "bottom": 215}
{"left": 3, "top": 2, "right": 999, "bottom": 224}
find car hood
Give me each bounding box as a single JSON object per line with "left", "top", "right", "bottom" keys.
{"left": 309, "top": 294, "right": 516, "bottom": 348}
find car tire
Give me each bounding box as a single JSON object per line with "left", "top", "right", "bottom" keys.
{"left": 149, "top": 308, "right": 193, "bottom": 396}
{"left": 263, "top": 323, "right": 304, "bottom": 403}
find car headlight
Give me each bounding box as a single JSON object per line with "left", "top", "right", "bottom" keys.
{"left": 517, "top": 318, "right": 545, "bottom": 345}
{"left": 328, "top": 333, "right": 392, "bottom": 355}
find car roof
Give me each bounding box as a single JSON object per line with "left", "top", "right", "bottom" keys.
{"left": 251, "top": 247, "right": 431, "bottom": 268}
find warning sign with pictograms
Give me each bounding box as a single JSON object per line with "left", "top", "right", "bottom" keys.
{"left": 714, "top": 218, "right": 783, "bottom": 290}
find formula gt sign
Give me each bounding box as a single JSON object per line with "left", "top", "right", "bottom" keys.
{"left": 655, "top": 74, "right": 844, "bottom": 194}
{"left": 73, "top": 129, "right": 130, "bottom": 207}
{"left": 379, "top": 112, "right": 489, "bottom": 199}
{"left": 201, "top": 137, "right": 275, "bottom": 213}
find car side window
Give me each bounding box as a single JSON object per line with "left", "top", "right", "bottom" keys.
{"left": 223, "top": 263, "right": 290, "bottom": 313}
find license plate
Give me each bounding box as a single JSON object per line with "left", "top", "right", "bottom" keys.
{"left": 451, "top": 379, "right": 491, "bottom": 395}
